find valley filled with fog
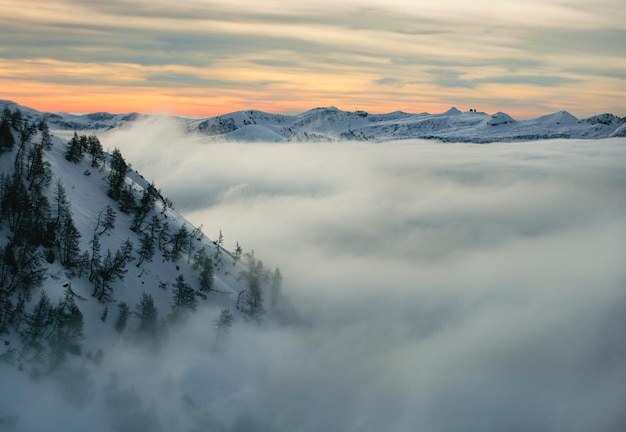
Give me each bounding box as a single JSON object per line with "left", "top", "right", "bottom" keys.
{"left": 4, "top": 115, "right": 624, "bottom": 431}
{"left": 96, "top": 119, "right": 626, "bottom": 431}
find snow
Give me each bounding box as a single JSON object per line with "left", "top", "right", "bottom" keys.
{"left": 4, "top": 99, "right": 622, "bottom": 144}
{"left": 59, "top": 108, "right": 626, "bottom": 144}
{"left": 0, "top": 111, "right": 263, "bottom": 361}
{"left": 487, "top": 112, "right": 515, "bottom": 126}
{"left": 1, "top": 100, "right": 625, "bottom": 431}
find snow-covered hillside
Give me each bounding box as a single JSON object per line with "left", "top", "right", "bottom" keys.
{"left": 5, "top": 99, "right": 622, "bottom": 143}
{"left": 0, "top": 102, "right": 288, "bottom": 430}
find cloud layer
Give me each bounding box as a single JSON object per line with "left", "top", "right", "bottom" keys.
{"left": 1, "top": 0, "right": 625, "bottom": 117}
{"left": 4, "top": 121, "right": 626, "bottom": 431}
{"left": 93, "top": 122, "right": 626, "bottom": 430}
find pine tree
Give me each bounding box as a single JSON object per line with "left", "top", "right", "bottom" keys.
{"left": 39, "top": 121, "right": 52, "bottom": 150}
{"left": 131, "top": 185, "right": 156, "bottom": 232}
{"left": 19, "top": 120, "right": 36, "bottom": 147}
{"left": 270, "top": 267, "right": 283, "bottom": 307}
{"left": 76, "top": 250, "right": 90, "bottom": 278}
{"left": 171, "top": 274, "right": 197, "bottom": 320}
{"left": 236, "top": 251, "right": 265, "bottom": 320}
{"left": 91, "top": 240, "right": 133, "bottom": 302}
{"left": 213, "top": 309, "right": 233, "bottom": 352}
{"left": 56, "top": 213, "right": 81, "bottom": 268}
{"left": 20, "top": 291, "right": 54, "bottom": 362}
{"left": 193, "top": 248, "right": 214, "bottom": 293}
{"left": 114, "top": 302, "right": 129, "bottom": 334}
{"left": 213, "top": 229, "right": 224, "bottom": 268}
{"left": 26, "top": 143, "right": 51, "bottom": 192}
{"left": 89, "top": 233, "right": 102, "bottom": 281}
{"left": 47, "top": 291, "right": 85, "bottom": 368}
{"left": 0, "top": 240, "right": 46, "bottom": 297}
{"left": 86, "top": 135, "right": 104, "bottom": 167}
{"left": 216, "top": 309, "right": 233, "bottom": 330}
{"left": 118, "top": 184, "right": 136, "bottom": 213}
{"left": 65, "top": 132, "right": 84, "bottom": 162}
{"left": 9, "top": 108, "right": 22, "bottom": 130}
{"left": 158, "top": 221, "right": 170, "bottom": 253}
{"left": 0, "top": 115, "right": 15, "bottom": 152}
{"left": 1, "top": 166, "right": 30, "bottom": 233}
{"left": 136, "top": 233, "right": 155, "bottom": 267}
{"left": 52, "top": 180, "right": 70, "bottom": 227}
{"left": 135, "top": 293, "right": 158, "bottom": 341}
{"left": 108, "top": 148, "right": 127, "bottom": 200}
{"left": 170, "top": 225, "right": 190, "bottom": 261}
{"left": 95, "top": 205, "right": 117, "bottom": 236}
{"left": 233, "top": 242, "right": 243, "bottom": 265}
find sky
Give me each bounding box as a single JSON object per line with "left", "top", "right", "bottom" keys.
{"left": 0, "top": 0, "right": 625, "bottom": 118}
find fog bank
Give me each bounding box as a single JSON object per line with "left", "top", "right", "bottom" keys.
{"left": 5, "top": 119, "right": 624, "bottom": 431}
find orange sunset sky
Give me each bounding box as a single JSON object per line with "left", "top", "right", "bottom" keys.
{"left": 1, "top": 0, "right": 624, "bottom": 118}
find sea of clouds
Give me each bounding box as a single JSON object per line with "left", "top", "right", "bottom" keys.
{"left": 3, "top": 117, "right": 625, "bottom": 431}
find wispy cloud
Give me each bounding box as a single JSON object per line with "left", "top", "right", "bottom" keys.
{"left": 0, "top": 0, "right": 624, "bottom": 116}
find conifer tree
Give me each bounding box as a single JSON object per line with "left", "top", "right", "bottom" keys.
{"left": 52, "top": 180, "right": 70, "bottom": 227}
{"left": 131, "top": 184, "right": 156, "bottom": 231}
{"left": 91, "top": 240, "right": 133, "bottom": 302}
{"left": 114, "top": 302, "right": 129, "bottom": 334}
{"left": 136, "top": 233, "right": 155, "bottom": 267}
{"left": 108, "top": 148, "right": 127, "bottom": 200}
{"left": 213, "top": 309, "right": 233, "bottom": 352}
{"left": 213, "top": 229, "right": 224, "bottom": 269}
{"left": 193, "top": 248, "right": 214, "bottom": 293}
{"left": 236, "top": 251, "right": 265, "bottom": 320}
{"left": 233, "top": 242, "right": 243, "bottom": 265}
{"left": 39, "top": 121, "right": 52, "bottom": 150}
{"left": 56, "top": 213, "right": 81, "bottom": 268}
{"left": 86, "top": 135, "right": 104, "bottom": 167}
{"left": 89, "top": 233, "right": 102, "bottom": 281}
{"left": 171, "top": 274, "right": 197, "bottom": 320}
{"left": 20, "top": 291, "right": 54, "bottom": 362}
{"left": 270, "top": 267, "right": 283, "bottom": 307}
{"left": 0, "top": 114, "right": 15, "bottom": 152}
{"left": 1, "top": 165, "right": 30, "bottom": 234}
{"left": 26, "top": 143, "right": 51, "bottom": 192}
{"left": 65, "top": 132, "right": 84, "bottom": 162}
{"left": 170, "top": 225, "right": 190, "bottom": 261}
{"left": 95, "top": 205, "right": 117, "bottom": 236}
{"left": 135, "top": 293, "right": 158, "bottom": 341}
{"left": 47, "top": 291, "right": 85, "bottom": 368}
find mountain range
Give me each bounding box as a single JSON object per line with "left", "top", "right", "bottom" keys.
{"left": 2, "top": 100, "right": 625, "bottom": 143}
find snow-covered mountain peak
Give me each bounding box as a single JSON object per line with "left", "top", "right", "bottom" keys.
{"left": 442, "top": 107, "right": 462, "bottom": 116}
{"left": 488, "top": 112, "right": 516, "bottom": 126}
{"left": 535, "top": 110, "right": 579, "bottom": 125}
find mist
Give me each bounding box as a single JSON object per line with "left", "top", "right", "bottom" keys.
{"left": 5, "top": 117, "right": 626, "bottom": 431}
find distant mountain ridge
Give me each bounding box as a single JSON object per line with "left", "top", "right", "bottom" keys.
{"left": 2, "top": 100, "right": 625, "bottom": 143}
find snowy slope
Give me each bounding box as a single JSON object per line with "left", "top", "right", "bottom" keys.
{"left": 0, "top": 105, "right": 284, "bottom": 367}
